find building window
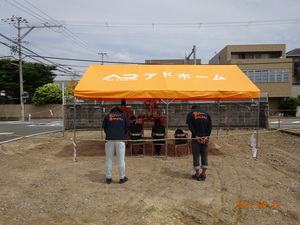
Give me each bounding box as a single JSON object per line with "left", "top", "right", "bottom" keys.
{"left": 243, "top": 70, "right": 289, "bottom": 83}
{"left": 231, "top": 54, "right": 239, "bottom": 59}
{"left": 245, "top": 53, "right": 254, "bottom": 59}
{"left": 270, "top": 52, "right": 282, "bottom": 58}
{"left": 269, "top": 70, "right": 275, "bottom": 82}
{"left": 294, "top": 62, "right": 300, "bottom": 77}
{"left": 231, "top": 51, "right": 282, "bottom": 60}
{"left": 283, "top": 70, "right": 289, "bottom": 82}
{"left": 261, "top": 70, "right": 268, "bottom": 82}
{"left": 276, "top": 71, "right": 282, "bottom": 82}
{"left": 247, "top": 71, "right": 254, "bottom": 81}
{"left": 254, "top": 71, "right": 261, "bottom": 82}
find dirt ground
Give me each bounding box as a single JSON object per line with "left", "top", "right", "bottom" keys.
{"left": 0, "top": 128, "right": 299, "bottom": 225}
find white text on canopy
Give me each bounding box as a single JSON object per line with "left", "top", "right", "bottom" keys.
{"left": 102, "top": 72, "right": 226, "bottom": 81}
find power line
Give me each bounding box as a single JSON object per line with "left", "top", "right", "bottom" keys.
{"left": 4, "top": 0, "right": 102, "bottom": 55}
{"left": 0, "top": 35, "right": 144, "bottom": 68}
{"left": 6, "top": 0, "right": 299, "bottom": 28}
{"left": 27, "top": 55, "right": 146, "bottom": 65}
{"left": 0, "top": 55, "right": 15, "bottom": 59}
{"left": 1, "top": 35, "right": 295, "bottom": 67}
{"left": 4, "top": 0, "right": 48, "bottom": 22}
{"left": 61, "top": 18, "right": 300, "bottom": 28}
{"left": 24, "top": 54, "right": 295, "bottom": 65}
{"left": 0, "top": 30, "right": 74, "bottom": 75}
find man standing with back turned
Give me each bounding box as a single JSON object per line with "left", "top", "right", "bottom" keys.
{"left": 102, "top": 106, "right": 129, "bottom": 184}
{"left": 186, "top": 105, "right": 212, "bottom": 181}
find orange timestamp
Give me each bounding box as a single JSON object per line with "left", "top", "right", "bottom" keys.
{"left": 235, "top": 201, "right": 281, "bottom": 209}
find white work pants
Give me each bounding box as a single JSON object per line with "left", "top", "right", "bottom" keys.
{"left": 105, "top": 141, "right": 126, "bottom": 179}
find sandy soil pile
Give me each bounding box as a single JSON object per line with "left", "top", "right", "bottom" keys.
{"left": 0, "top": 128, "right": 299, "bottom": 225}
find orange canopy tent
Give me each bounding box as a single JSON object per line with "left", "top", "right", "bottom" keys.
{"left": 74, "top": 65, "right": 260, "bottom": 100}
{"left": 72, "top": 65, "right": 260, "bottom": 161}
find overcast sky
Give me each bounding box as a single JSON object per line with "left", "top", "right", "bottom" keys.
{"left": 0, "top": 0, "right": 299, "bottom": 79}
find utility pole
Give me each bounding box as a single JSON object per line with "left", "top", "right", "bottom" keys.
{"left": 98, "top": 52, "right": 108, "bottom": 65}
{"left": 2, "top": 16, "right": 62, "bottom": 121}
{"left": 185, "top": 45, "right": 197, "bottom": 65}
{"left": 17, "top": 17, "right": 26, "bottom": 122}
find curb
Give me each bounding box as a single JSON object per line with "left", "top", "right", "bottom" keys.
{"left": 279, "top": 130, "right": 300, "bottom": 137}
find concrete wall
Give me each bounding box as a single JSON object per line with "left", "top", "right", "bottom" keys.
{"left": 0, "top": 104, "right": 63, "bottom": 120}
{"left": 297, "top": 106, "right": 300, "bottom": 117}
{"left": 292, "top": 85, "right": 300, "bottom": 98}
{"left": 64, "top": 101, "right": 269, "bottom": 130}
{"left": 0, "top": 101, "right": 269, "bottom": 127}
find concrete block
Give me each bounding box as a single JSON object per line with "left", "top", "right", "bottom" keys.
{"left": 296, "top": 106, "right": 300, "bottom": 117}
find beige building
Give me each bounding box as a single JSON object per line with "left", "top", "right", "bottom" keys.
{"left": 286, "top": 48, "right": 300, "bottom": 98}
{"left": 209, "top": 44, "right": 294, "bottom": 112}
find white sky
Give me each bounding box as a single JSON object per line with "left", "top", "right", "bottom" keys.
{"left": 0, "top": 0, "right": 299, "bottom": 79}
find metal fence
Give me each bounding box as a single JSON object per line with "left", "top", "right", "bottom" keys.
{"left": 64, "top": 97, "right": 269, "bottom": 130}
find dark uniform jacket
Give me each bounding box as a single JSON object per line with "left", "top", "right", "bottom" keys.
{"left": 186, "top": 107, "right": 212, "bottom": 138}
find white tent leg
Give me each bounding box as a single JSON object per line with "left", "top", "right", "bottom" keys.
{"left": 217, "top": 100, "right": 220, "bottom": 138}
{"left": 73, "top": 97, "right": 77, "bottom": 162}
{"left": 255, "top": 97, "right": 260, "bottom": 160}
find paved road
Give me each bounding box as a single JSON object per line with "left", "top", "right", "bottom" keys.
{"left": 1, "top": 118, "right": 299, "bottom": 144}
{"left": 268, "top": 118, "right": 300, "bottom": 129}
{"left": 0, "top": 119, "right": 63, "bottom": 144}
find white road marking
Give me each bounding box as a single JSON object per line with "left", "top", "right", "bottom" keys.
{"left": 27, "top": 121, "right": 63, "bottom": 127}
{"left": 0, "top": 121, "right": 33, "bottom": 125}
{"left": 270, "top": 121, "right": 279, "bottom": 124}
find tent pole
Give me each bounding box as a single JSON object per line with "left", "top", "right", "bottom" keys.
{"left": 61, "top": 82, "right": 65, "bottom": 137}
{"left": 160, "top": 98, "right": 174, "bottom": 160}
{"left": 165, "top": 99, "right": 169, "bottom": 160}
{"left": 73, "top": 97, "right": 77, "bottom": 162}
{"left": 227, "top": 100, "right": 231, "bottom": 135}
{"left": 100, "top": 101, "right": 103, "bottom": 140}
{"left": 217, "top": 100, "right": 220, "bottom": 138}
{"left": 255, "top": 97, "right": 260, "bottom": 160}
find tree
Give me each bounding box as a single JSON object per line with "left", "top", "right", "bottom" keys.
{"left": 64, "top": 80, "right": 78, "bottom": 97}
{"left": 280, "top": 97, "right": 300, "bottom": 116}
{"left": 0, "top": 59, "right": 19, "bottom": 103}
{"left": 32, "top": 83, "right": 62, "bottom": 106}
{"left": 0, "top": 59, "right": 56, "bottom": 103}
